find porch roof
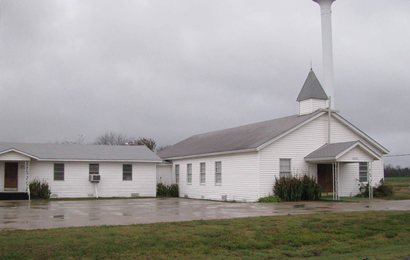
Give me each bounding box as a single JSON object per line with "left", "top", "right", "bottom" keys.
{"left": 305, "top": 141, "right": 382, "bottom": 163}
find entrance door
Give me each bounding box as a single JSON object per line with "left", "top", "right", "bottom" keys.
{"left": 317, "top": 164, "right": 333, "bottom": 193}
{"left": 4, "top": 162, "right": 18, "bottom": 191}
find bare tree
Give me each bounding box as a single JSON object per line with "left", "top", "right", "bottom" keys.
{"left": 156, "top": 145, "right": 170, "bottom": 153}
{"left": 94, "top": 132, "right": 132, "bottom": 145}
{"left": 130, "top": 137, "right": 157, "bottom": 151}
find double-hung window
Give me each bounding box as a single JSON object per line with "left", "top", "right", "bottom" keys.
{"left": 279, "top": 159, "right": 291, "bottom": 178}
{"left": 175, "top": 164, "right": 180, "bottom": 184}
{"left": 359, "top": 162, "right": 368, "bottom": 182}
{"left": 200, "top": 162, "right": 206, "bottom": 184}
{"left": 215, "top": 161, "right": 222, "bottom": 185}
{"left": 54, "top": 163, "right": 64, "bottom": 181}
{"left": 187, "top": 164, "right": 192, "bottom": 184}
{"left": 123, "top": 164, "right": 132, "bottom": 181}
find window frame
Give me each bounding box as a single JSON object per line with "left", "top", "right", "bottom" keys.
{"left": 359, "top": 162, "right": 368, "bottom": 182}
{"left": 279, "top": 159, "right": 292, "bottom": 178}
{"left": 200, "top": 162, "right": 206, "bottom": 185}
{"left": 53, "top": 163, "right": 65, "bottom": 181}
{"left": 187, "top": 163, "right": 192, "bottom": 185}
{"left": 89, "top": 164, "right": 99, "bottom": 175}
{"left": 175, "top": 164, "right": 180, "bottom": 184}
{"left": 215, "top": 161, "right": 222, "bottom": 185}
{"left": 122, "top": 164, "right": 133, "bottom": 181}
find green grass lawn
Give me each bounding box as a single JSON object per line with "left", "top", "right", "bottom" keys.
{"left": 1, "top": 211, "right": 410, "bottom": 259}
{"left": 385, "top": 177, "right": 410, "bottom": 200}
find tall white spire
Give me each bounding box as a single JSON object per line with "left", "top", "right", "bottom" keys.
{"left": 313, "top": 0, "right": 336, "bottom": 109}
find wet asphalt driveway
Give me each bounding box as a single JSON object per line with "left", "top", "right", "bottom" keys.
{"left": 1, "top": 198, "right": 409, "bottom": 230}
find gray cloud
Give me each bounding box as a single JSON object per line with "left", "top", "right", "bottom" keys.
{"left": 0, "top": 0, "right": 409, "bottom": 166}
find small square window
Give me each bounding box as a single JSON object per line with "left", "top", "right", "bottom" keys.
{"left": 89, "top": 164, "right": 99, "bottom": 175}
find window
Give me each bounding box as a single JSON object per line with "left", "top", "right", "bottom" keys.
{"left": 359, "top": 162, "right": 368, "bottom": 182}
{"left": 200, "top": 162, "right": 206, "bottom": 184}
{"left": 175, "top": 164, "right": 180, "bottom": 184}
{"left": 187, "top": 164, "right": 192, "bottom": 184}
{"left": 54, "top": 163, "right": 64, "bottom": 181}
{"left": 279, "top": 159, "right": 291, "bottom": 178}
{"left": 123, "top": 164, "right": 132, "bottom": 181}
{"left": 215, "top": 161, "right": 222, "bottom": 185}
{"left": 89, "top": 164, "right": 99, "bottom": 175}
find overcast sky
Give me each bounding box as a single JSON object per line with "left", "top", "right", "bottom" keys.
{"left": 0, "top": 0, "right": 409, "bottom": 166}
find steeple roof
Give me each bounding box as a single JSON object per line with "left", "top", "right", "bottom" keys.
{"left": 296, "top": 69, "right": 328, "bottom": 102}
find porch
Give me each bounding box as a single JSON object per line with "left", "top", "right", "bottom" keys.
{"left": 305, "top": 141, "right": 382, "bottom": 200}
{"left": 0, "top": 150, "right": 32, "bottom": 200}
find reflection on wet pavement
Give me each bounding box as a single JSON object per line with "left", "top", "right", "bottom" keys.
{"left": 0, "top": 198, "right": 409, "bottom": 230}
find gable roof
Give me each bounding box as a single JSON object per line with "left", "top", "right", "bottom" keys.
{"left": 305, "top": 141, "right": 381, "bottom": 162}
{"left": 296, "top": 69, "right": 328, "bottom": 102}
{"left": 158, "top": 111, "right": 324, "bottom": 159}
{"left": 0, "top": 143, "right": 161, "bottom": 162}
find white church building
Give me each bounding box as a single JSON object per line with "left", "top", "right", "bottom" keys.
{"left": 157, "top": 0, "right": 389, "bottom": 202}
{"left": 157, "top": 69, "right": 388, "bottom": 202}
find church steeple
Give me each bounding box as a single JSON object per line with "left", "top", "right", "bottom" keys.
{"left": 297, "top": 69, "right": 329, "bottom": 115}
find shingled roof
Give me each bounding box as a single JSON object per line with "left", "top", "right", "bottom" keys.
{"left": 0, "top": 143, "right": 161, "bottom": 162}
{"left": 296, "top": 69, "right": 328, "bottom": 102}
{"left": 158, "top": 111, "right": 324, "bottom": 159}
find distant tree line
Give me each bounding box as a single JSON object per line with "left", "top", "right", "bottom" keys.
{"left": 94, "top": 132, "right": 158, "bottom": 152}
{"left": 58, "top": 132, "right": 167, "bottom": 152}
{"left": 384, "top": 164, "right": 410, "bottom": 177}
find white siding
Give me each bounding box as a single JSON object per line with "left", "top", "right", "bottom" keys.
{"left": 259, "top": 115, "right": 327, "bottom": 197}
{"left": 259, "top": 114, "right": 386, "bottom": 198}
{"left": 338, "top": 163, "right": 359, "bottom": 197}
{"left": 338, "top": 147, "right": 374, "bottom": 162}
{"left": 173, "top": 152, "right": 259, "bottom": 202}
{"left": 28, "top": 161, "right": 156, "bottom": 198}
{"left": 299, "top": 99, "right": 327, "bottom": 115}
{"left": 156, "top": 164, "right": 173, "bottom": 185}
{"left": 0, "top": 151, "right": 31, "bottom": 161}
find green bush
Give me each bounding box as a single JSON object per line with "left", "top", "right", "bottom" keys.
{"left": 156, "top": 183, "right": 179, "bottom": 197}
{"left": 273, "top": 176, "right": 321, "bottom": 202}
{"left": 258, "top": 196, "right": 281, "bottom": 203}
{"left": 358, "top": 179, "right": 393, "bottom": 198}
{"left": 29, "top": 179, "right": 51, "bottom": 199}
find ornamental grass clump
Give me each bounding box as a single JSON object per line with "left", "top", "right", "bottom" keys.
{"left": 274, "top": 175, "right": 321, "bottom": 202}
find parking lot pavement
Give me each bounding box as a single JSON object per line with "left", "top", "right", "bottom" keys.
{"left": 0, "top": 198, "right": 409, "bottom": 230}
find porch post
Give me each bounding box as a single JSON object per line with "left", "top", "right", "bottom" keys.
{"left": 332, "top": 162, "right": 340, "bottom": 201}
{"left": 368, "top": 162, "right": 373, "bottom": 199}
{"left": 25, "top": 161, "right": 31, "bottom": 201}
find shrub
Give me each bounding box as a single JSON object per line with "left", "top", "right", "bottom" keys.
{"left": 258, "top": 196, "right": 281, "bottom": 203}
{"left": 29, "top": 179, "right": 51, "bottom": 199}
{"left": 273, "top": 176, "right": 321, "bottom": 202}
{"left": 358, "top": 179, "right": 393, "bottom": 198}
{"left": 156, "top": 183, "right": 179, "bottom": 197}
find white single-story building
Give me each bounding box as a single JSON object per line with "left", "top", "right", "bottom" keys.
{"left": 157, "top": 70, "right": 389, "bottom": 202}
{"left": 0, "top": 143, "right": 161, "bottom": 199}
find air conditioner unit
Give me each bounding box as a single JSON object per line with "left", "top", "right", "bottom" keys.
{"left": 89, "top": 174, "right": 101, "bottom": 183}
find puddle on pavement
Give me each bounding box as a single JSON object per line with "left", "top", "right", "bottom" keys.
{"left": 293, "top": 204, "right": 305, "bottom": 208}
